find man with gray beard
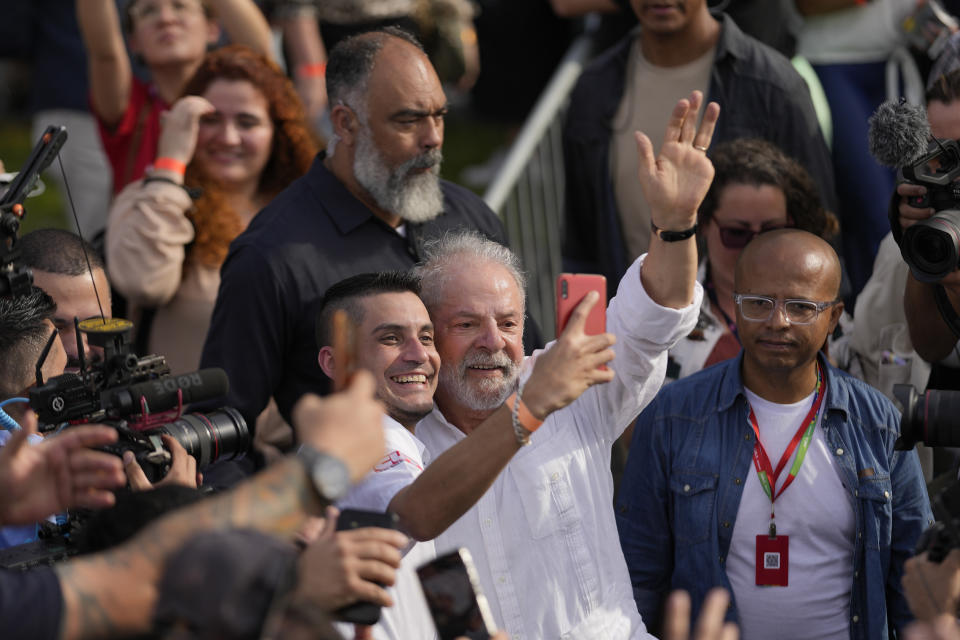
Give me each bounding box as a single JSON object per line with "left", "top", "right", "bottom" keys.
{"left": 413, "top": 89, "right": 718, "bottom": 639}
{"left": 200, "top": 28, "right": 518, "bottom": 445}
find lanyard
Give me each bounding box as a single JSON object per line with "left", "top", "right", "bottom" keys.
{"left": 747, "top": 364, "right": 824, "bottom": 533}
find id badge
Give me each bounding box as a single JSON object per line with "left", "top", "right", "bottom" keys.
{"left": 755, "top": 534, "right": 789, "bottom": 586}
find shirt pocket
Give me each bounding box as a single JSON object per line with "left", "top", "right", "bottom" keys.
{"left": 669, "top": 471, "right": 718, "bottom": 545}
{"left": 513, "top": 451, "right": 581, "bottom": 540}
{"left": 857, "top": 475, "right": 893, "bottom": 551}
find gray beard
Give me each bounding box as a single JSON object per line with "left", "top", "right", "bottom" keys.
{"left": 353, "top": 128, "right": 444, "bottom": 223}
{"left": 438, "top": 350, "right": 519, "bottom": 412}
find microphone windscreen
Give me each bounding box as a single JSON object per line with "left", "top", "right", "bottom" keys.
{"left": 868, "top": 99, "right": 931, "bottom": 168}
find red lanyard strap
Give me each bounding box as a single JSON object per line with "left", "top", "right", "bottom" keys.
{"left": 748, "top": 364, "right": 825, "bottom": 504}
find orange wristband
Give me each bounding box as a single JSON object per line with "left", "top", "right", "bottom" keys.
{"left": 506, "top": 391, "right": 544, "bottom": 433}
{"left": 153, "top": 157, "right": 186, "bottom": 175}
{"left": 297, "top": 62, "right": 326, "bottom": 78}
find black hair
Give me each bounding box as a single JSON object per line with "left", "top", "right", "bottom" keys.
{"left": 316, "top": 271, "right": 421, "bottom": 349}
{"left": 19, "top": 228, "right": 105, "bottom": 276}
{"left": 698, "top": 138, "right": 838, "bottom": 239}
{"left": 325, "top": 26, "right": 425, "bottom": 108}
{"left": 927, "top": 68, "right": 960, "bottom": 105}
{"left": 0, "top": 287, "right": 57, "bottom": 398}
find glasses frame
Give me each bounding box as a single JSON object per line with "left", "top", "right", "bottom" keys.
{"left": 733, "top": 294, "right": 839, "bottom": 325}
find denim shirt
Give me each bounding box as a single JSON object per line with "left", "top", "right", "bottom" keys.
{"left": 616, "top": 353, "right": 933, "bottom": 640}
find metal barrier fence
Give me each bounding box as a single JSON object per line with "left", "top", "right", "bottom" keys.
{"left": 483, "top": 19, "right": 598, "bottom": 339}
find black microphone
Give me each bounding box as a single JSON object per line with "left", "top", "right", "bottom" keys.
{"left": 104, "top": 368, "right": 229, "bottom": 415}
{"left": 868, "top": 99, "right": 931, "bottom": 168}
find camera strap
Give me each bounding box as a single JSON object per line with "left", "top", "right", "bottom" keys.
{"left": 933, "top": 284, "right": 960, "bottom": 341}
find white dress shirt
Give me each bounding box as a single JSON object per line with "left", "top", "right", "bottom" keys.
{"left": 415, "top": 256, "right": 702, "bottom": 639}
{"left": 337, "top": 415, "right": 438, "bottom": 640}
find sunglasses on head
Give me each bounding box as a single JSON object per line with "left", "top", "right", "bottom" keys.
{"left": 715, "top": 223, "right": 790, "bottom": 250}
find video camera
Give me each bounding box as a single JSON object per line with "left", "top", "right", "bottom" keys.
{"left": 896, "top": 139, "right": 960, "bottom": 283}
{"left": 893, "top": 384, "right": 960, "bottom": 561}
{"left": 30, "top": 316, "right": 249, "bottom": 484}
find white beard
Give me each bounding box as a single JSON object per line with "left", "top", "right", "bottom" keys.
{"left": 353, "top": 126, "right": 444, "bottom": 223}
{"left": 438, "top": 349, "right": 519, "bottom": 412}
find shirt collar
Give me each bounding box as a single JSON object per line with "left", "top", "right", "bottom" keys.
{"left": 304, "top": 153, "right": 396, "bottom": 236}
{"left": 718, "top": 351, "right": 850, "bottom": 420}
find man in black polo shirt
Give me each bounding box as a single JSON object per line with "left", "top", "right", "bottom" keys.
{"left": 200, "top": 27, "right": 519, "bottom": 445}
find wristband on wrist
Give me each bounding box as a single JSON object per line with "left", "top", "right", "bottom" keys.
{"left": 142, "top": 175, "right": 202, "bottom": 199}
{"left": 650, "top": 220, "right": 698, "bottom": 242}
{"left": 506, "top": 386, "right": 544, "bottom": 446}
{"left": 153, "top": 157, "right": 187, "bottom": 175}
{"left": 296, "top": 62, "right": 326, "bottom": 78}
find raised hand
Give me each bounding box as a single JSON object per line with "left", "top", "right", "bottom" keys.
{"left": 521, "top": 291, "right": 616, "bottom": 419}
{"left": 155, "top": 95, "right": 216, "bottom": 170}
{"left": 635, "top": 90, "right": 720, "bottom": 230}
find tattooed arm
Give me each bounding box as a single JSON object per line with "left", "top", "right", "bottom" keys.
{"left": 55, "top": 372, "right": 386, "bottom": 640}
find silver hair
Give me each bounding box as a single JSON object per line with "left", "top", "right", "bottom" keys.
{"left": 414, "top": 230, "right": 527, "bottom": 312}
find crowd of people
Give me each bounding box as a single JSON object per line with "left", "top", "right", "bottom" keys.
{"left": 5, "top": 0, "right": 960, "bottom": 639}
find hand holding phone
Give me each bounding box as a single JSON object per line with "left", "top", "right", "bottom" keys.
{"left": 418, "top": 548, "right": 498, "bottom": 640}
{"left": 333, "top": 509, "right": 401, "bottom": 625}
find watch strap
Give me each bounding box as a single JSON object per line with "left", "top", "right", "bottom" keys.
{"left": 650, "top": 220, "right": 698, "bottom": 242}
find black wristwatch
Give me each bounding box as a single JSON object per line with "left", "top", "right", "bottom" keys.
{"left": 650, "top": 220, "right": 698, "bottom": 242}
{"left": 296, "top": 444, "right": 351, "bottom": 504}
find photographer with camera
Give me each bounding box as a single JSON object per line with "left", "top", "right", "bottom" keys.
{"left": 16, "top": 228, "right": 201, "bottom": 491}
{"left": 897, "top": 70, "right": 960, "bottom": 384}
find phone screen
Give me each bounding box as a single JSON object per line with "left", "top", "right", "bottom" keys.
{"left": 417, "top": 548, "right": 497, "bottom": 640}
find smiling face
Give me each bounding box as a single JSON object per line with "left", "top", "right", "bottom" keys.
{"left": 431, "top": 259, "right": 524, "bottom": 416}
{"left": 336, "top": 291, "right": 439, "bottom": 428}
{"left": 193, "top": 79, "right": 275, "bottom": 191}
{"left": 735, "top": 231, "right": 843, "bottom": 388}
{"left": 127, "top": 0, "right": 219, "bottom": 69}
{"left": 705, "top": 182, "right": 791, "bottom": 292}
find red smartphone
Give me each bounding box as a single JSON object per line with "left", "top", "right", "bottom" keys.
{"left": 556, "top": 274, "right": 606, "bottom": 339}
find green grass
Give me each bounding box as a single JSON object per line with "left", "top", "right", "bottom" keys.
{"left": 0, "top": 118, "right": 69, "bottom": 233}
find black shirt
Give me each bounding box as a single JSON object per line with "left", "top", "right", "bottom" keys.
{"left": 200, "top": 155, "right": 515, "bottom": 433}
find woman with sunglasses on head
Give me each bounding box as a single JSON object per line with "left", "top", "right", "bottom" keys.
{"left": 665, "top": 137, "right": 839, "bottom": 384}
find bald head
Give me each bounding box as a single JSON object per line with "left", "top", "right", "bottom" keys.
{"left": 735, "top": 229, "right": 842, "bottom": 300}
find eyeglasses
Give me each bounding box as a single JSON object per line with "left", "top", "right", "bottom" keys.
{"left": 733, "top": 294, "right": 839, "bottom": 325}
{"left": 716, "top": 224, "right": 789, "bottom": 250}
{"left": 130, "top": 0, "right": 204, "bottom": 23}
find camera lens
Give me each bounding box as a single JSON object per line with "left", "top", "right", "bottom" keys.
{"left": 902, "top": 210, "right": 960, "bottom": 282}
{"left": 159, "top": 407, "right": 249, "bottom": 467}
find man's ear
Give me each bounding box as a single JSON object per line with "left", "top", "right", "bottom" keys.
{"left": 329, "top": 102, "right": 359, "bottom": 147}
{"left": 318, "top": 346, "right": 336, "bottom": 379}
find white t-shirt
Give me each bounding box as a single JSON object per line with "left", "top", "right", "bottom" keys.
{"left": 725, "top": 388, "right": 855, "bottom": 640}
{"left": 337, "top": 415, "right": 438, "bottom": 640}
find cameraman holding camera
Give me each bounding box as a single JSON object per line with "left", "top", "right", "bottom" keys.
{"left": 899, "top": 70, "right": 960, "bottom": 384}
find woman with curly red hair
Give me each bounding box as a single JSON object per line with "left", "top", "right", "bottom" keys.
{"left": 106, "top": 45, "right": 319, "bottom": 376}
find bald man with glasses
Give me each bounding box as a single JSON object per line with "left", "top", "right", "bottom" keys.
{"left": 616, "top": 229, "right": 932, "bottom": 640}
